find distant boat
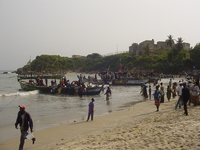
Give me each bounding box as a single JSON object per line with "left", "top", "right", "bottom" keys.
{"left": 112, "top": 77, "right": 149, "bottom": 85}
{"left": 82, "top": 77, "right": 107, "bottom": 85}
{"left": 17, "top": 74, "right": 65, "bottom": 79}
{"left": 83, "top": 76, "right": 148, "bottom": 86}
{"left": 3, "top": 72, "right": 10, "bottom": 74}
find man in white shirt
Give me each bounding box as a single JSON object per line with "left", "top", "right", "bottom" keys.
{"left": 175, "top": 82, "right": 183, "bottom": 109}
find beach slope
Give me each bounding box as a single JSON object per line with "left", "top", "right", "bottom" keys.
{"left": 0, "top": 98, "right": 200, "bottom": 150}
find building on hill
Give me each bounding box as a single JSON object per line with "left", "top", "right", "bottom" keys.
{"left": 129, "top": 39, "right": 190, "bottom": 55}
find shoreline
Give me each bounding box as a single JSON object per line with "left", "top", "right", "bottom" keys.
{"left": 1, "top": 97, "right": 199, "bottom": 150}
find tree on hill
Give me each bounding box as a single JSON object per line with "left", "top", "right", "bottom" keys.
{"left": 175, "top": 37, "right": 184, "bottom": 52}
{"left": 86, "top": 53, "right": 102, "bottom": 59}
{"left": 190, "top": 43, "right": 200, "bottom": 69}
{"left": 166, "top": 35, "right": 175, "bottom": 50}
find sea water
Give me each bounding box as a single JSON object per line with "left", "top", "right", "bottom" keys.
{"left": 0, "top": 71, "right": 177, "bottom": 142}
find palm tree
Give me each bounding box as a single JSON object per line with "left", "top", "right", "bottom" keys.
{"left": 166, "top": 35, "right": 175, "bottom": 49}
{"left": 176, "top": 37, "right": 184, "bottom": 51}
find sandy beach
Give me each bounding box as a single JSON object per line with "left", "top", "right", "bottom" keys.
{"left": 0, "top": 96, "right": 200, "bottom": 150}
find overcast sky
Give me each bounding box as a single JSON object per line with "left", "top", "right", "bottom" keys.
{"left": 0, "top": 0, "right": 200, "bottom": 70}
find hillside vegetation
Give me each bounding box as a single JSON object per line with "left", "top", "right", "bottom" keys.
{"left": 19, "top": 39, "right": 200, "bottom": 74}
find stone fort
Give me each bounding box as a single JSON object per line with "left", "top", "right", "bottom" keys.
{"left": 129, "top": 39, "right": 190, "bottom": 55}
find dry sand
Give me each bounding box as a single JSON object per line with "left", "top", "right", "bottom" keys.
{"left": 0, "top": 97, "right": 200, "bottom": 150}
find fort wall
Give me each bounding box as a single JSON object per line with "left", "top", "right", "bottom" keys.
{"left": 129, "top": 39, "right": 190, "bottom": 55}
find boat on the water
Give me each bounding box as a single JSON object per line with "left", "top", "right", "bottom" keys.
{"left": 51, "top": 81, "right": 104, "bottom": 96}
{"left": 17, "top": 74, "right": 65, "bottom": 79}
{"left": 19, "top": 80, "right": 53, "bottom": 93}
{"left": 82, "top": 77, "right": 111, "bottom": 85}
{"left": 19, "top": 80, "right": 104, "bottom": 95}
{"left": 82, "top": 75, "right": 148, "bottom": 86}
{"left": 112, "top": 77, "right": 149, "bottom": 85}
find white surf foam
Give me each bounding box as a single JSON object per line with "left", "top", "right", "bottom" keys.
{"left": 0, "top": 90, "right": 39, "bottom": 97}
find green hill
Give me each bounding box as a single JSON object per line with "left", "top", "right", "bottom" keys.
{"left": 17, "top": 43, "right": 200, "bottom": 74}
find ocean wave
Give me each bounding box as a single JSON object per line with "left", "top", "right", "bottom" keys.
{"left": 0, "top": 90, "right": 39, "bottom": 97}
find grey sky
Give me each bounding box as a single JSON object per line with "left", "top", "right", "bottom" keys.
{"left": 0, "top": 0, "right": 200, "bottom": 70}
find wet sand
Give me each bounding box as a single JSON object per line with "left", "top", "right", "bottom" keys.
{"left": 0, "top": 96, "right": 200, "bottom": 150}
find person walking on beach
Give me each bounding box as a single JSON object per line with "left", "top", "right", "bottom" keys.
{"left": 149, "top": 85, "right": 151, "bottom": 99}
{"left": 182, "top": 83, "right": 190, "bottom": 116}
{"left": 15, "top": 104, "right": 35, "bottom": 150}
{"left": 175, "top": 82, "right": 183, "bottom": 109}
{"left": 153, "top": 86, "right": 162, "bottom": 112}
{"left": 172, "top": 82, "right": 177, "bottom": 98}
{"left": 166, "top": 85, "right": 172, "bottom": 101}
{"left": 160, "top": 83, "right": 165, "bottom": 103}
{"left": 142, "top": 84, "right": 148, "bottom": 99}
{"left": 86, "top": 98, "right": 95, "bottom": 121}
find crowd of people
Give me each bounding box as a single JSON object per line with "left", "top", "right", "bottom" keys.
{"left": 141, "top": 77, "right": 200, "bottom": 115}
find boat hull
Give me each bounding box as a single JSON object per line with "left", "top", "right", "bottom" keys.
{"left": 19, "top": 81, "right": 53, "bottom": 93}
{"left": 53, "top": 86, "right": 103, "bottom": 95}
{"left": 85, "top": 87, "right": 103, "bottom": 95}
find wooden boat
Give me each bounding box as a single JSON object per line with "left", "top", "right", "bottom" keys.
{"left": 53, "top": 84, "right": 104, "bottom": 96}
{"left": 112, "top": 77, "right": 149, "bottom": 85}
{"left": 82, "top": 77, "right": 105, "bottom": 85}
{"left": 83, "top": 76, "right": 148, "bottom": 86}
{"left": 19, "top": 80, "right": 53, "bottom": 93}
{"left": 84, "top": 86, "right": 104, "bottom": 95}
{"left": 17, "top": 74, "right": 65, "bottom": 79}
{"left": 19, "top": 80, "right": 103, "bottom": 95}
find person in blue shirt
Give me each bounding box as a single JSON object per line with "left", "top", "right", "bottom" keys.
{"left": 153, "top": 86, "right": 162, "bottom": 112}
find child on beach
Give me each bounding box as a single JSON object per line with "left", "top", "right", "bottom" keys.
{"left": 153, "top": 86, "right": 162, "bottom": 111}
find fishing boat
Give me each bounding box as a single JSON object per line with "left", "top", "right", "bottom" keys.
{"left": 19, "top": 80, "right": 53, "bottom": 93}
{"left": 81, "top": 75, "right": 149, "bottom": 86}
{"left": 112, "top": 77, "right": 149, "bottom": 85}
{"left": 17, "top": 74, "right": 65, "bottom": 79}
{"left": 53, "top": 82, "right": 104, "bottom": 96}
{"left": 82, "top": 77, "right": 110, "bottom": 85}
{"left": 84, "top": 85, "right": 104, "bottom": 95}
{"left": 19, "top": 80, "right": 104, "bottom": 95}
